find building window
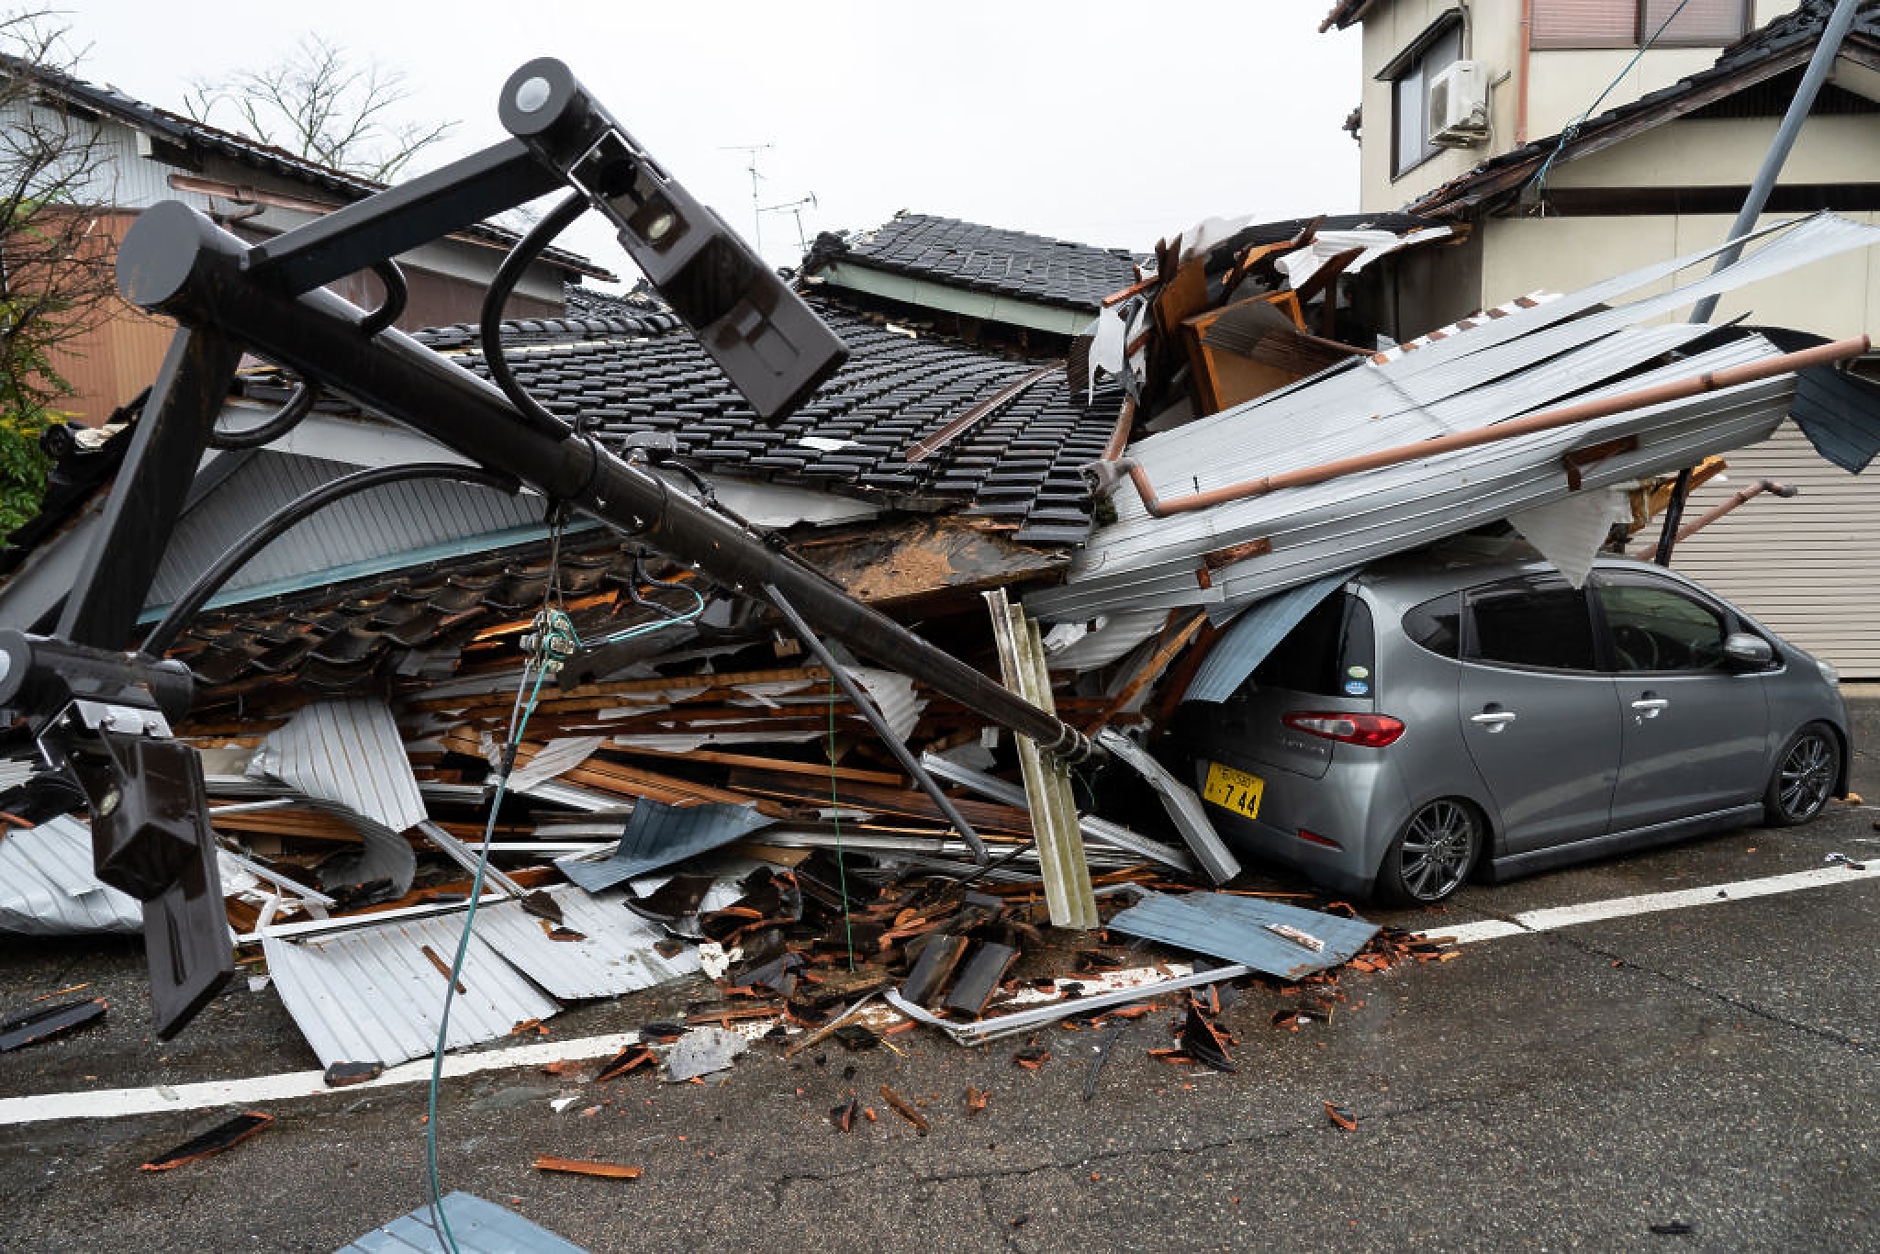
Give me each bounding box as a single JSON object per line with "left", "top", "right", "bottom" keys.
{"left": 1389, "top": 18, "right": 1463, "bottom": 177}
{"left": 1531, "top": 0, "right": 1750, "bottom": 49}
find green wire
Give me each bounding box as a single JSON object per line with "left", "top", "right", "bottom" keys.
{"left": 422, "top": 602, "right": 704, "bottom": 1251}
{"left": 826, "top": 675, "right": 856, "bottom": 972}
{"left": 578, "top": 585, "right": 706, "bottom": 648}
{"left": 424, "top": 661, "right": 546, "bottom": 1252}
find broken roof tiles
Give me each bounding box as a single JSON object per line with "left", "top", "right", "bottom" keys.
{"left": 818, "top": 213, "right": 1142, "bottom": 312}
{"left": 406, "top": 296, "right": 1119, "bottom": 544}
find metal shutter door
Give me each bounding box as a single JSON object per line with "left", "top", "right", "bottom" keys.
{"left": 1670, "top": 423, "right": 1880, "bottom": 677}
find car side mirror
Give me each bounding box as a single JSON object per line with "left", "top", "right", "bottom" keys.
{"left": 1723, "top": 632, "right": 1774, "bottom": 669}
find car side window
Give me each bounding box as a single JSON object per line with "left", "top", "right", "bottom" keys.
{"left": 1464, "top": 579, "right": 1597, "bottom": 671}
{"left": 1595, "top": 580, "right": 1729, "bottom": 672}
{"left": 1403, "top": 591, "right": 1462, "bottom": 659}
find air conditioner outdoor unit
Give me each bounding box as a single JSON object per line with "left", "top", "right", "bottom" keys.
{"left": 1428, "top": 60, "right": 1488, "bottom": 147}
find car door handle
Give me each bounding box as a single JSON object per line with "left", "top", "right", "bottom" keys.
{"left": 1631, "top": 697, "right": 1669, "bottom": 718}
{"left": 1470, "top": 711, "right": 1517, "bottom": 731}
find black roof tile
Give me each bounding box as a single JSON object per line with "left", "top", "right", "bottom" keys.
{"left": 814, "top": 213, "right": 1140, "bottom": 312}
{"left": 386, "top": 296, "right": 1122, "bottom": 532}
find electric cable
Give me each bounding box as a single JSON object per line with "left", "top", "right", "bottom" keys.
{"left": 1522, "top": 0, "right": 1696, "bottom": 201}
{"left": 205, "top": 380, "right": 320, "bottom": 451}
{"left": 141, "top": 463, "right": 519, "bottom": 657}
{"left": 423, "top": 656, "right": 545, "bottom": 1253}
{"left": 360, "top": 259, "right": 410, "bottom": 337}
{"left": 422, "top": 500, "right": 702, "bottom": 1250}
{"left": 479, "top": 192, "right": 590, "bottom": 436}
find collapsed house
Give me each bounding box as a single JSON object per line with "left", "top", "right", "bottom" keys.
{"left": 4, "top": 132, "right": 1880, "bottom": 1068}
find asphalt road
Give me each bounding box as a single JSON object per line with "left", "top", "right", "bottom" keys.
{"left": 3, "top": 698, "right": 1879, "bottom": 1252}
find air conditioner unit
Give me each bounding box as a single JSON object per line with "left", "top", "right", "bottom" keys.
{"left": 1428, "top": 60, "right": 1488, "bottom": 148}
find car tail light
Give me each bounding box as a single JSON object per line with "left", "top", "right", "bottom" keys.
{"left": 1282, "top": 711, "right": 1406, "bottom": 747}
{"left": 1297, "top": 828, "right": 1343, "bottom": 849}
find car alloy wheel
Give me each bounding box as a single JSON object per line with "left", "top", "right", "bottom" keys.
{"left": 1388, "top": 799, "right": 1480, "bottom": 904}
{"left": 1767, "top": 724, "right": 1839, "bottom": 825}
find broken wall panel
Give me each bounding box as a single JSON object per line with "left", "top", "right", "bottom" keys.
{"left": 556, "top": 801, "right": 774, "bottom": 894}
{"left": 263, "top": 912, "right": 559, "bottom": 1069}
{"left": 1106, "top": 891, "right": 1378, "bottom": 980}
{"left": 248, "top": 698, "right": 428, "bottom": 832}
{"left": 464, "top": 885, "right": 703, "bottom": 1000}
{"left": 0, "top": 816, "right": 142, "bottom": 934}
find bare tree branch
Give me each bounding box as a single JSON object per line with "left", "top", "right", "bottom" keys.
{"left": 0, "top": 10, "right": 122, "bottom": 528}
{"left": 183, "top": 34, "right": 457, "bottom": 183}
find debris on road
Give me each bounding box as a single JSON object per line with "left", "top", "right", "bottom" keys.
{"left": 322, "top": 1061, "right": 383, "bottom": 1088}
{"left": 532, "top": 1155, "right": 643, "bottom": 1180}
{"left": 661, "top": 1027, "right": 748, "bottom": 1083}
{"left": 339, "top": 1192, "right": 590, "bottom": 1253}
{"left": 0, "top": 996, "right": 106, "bottom": 1052}
{"left": 1324, "top": 1102, "right": 1358, "bottom": 1131}
{"left": 139, "top": 1112, "right": 273, "bottom": 1172}
{"left": 879, "top": 1083, "right": 930, "bottom": 1135}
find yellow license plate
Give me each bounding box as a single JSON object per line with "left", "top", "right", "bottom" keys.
{"left": 1203, "top": 762, "right": 1264, "bottom": 819}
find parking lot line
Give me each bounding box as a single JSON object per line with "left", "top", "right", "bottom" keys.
{"left": 2, "top": 859, "right": 1875, "bottom": 1128}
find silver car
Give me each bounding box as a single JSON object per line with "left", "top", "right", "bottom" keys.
{"left": 1175, "top": 546, "right": 1849, "bottom": 904}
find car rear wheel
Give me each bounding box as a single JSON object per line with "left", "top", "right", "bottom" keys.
{"left": 1378, "top": 799, "right": 1481, "bottom": 905}
{"left": 1763, "top": 722, "right": 1840, "bottom": 826}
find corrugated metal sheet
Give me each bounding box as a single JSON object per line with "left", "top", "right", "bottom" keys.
{"left": 1106, "top": 891, "right": 1379, "bottom": 980}
{"left": 339, "top": 1191, "right": 590, "bottom": 1253}
{"left": 1184, "top": 569, "right": 1354, "bottom": 703}
{"left": 145, "top": 449, "right": 541, "bottom": 608}
{"left": 508, "top": 738, "right": 606, "bottom": 792}
{"left": 1095, "top": 729, "right": 1240, "bottom": 884}
{"left": 1039, "top": 610, "right": 1166, "bottom": 672}
{"left": 464, "top": 886, "right": 702, "bottom": 1000}
{"left": 1033, "top": 339, "right": 1792, "bottom": 622}
{"left": 1034, "top": 215, "right": 1880, "bottom": 628}
{"left": 557, "top": 801, "right": 773, "bottom": 894}
{"left": 917, "top": 752, "right": 1196, "bottom": 872}
{"left": 250, "top": 699, "right": 428, "bottom": 833}
{"left": 263, "top": 912, "right": 559, "bottom": 1069}
{"left": 847, "top": 668, "right": 923, "bottom": 742}
{"left": 1791, "top": 365, "right": 1880, "bottom": 473}
{"left": 0, "top": 817, "right": 142, "bottom": 935}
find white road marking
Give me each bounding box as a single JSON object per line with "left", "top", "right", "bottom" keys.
{"left": 3, "top": 859, "right": 1876, "bottom": 1128}
{"left": 1429, "top": 860, "right": 1880, "bottom": 945}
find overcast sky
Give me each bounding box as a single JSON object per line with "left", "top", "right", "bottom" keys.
{"left": 61, "top": 1, "right": 1361, "bottom": 284}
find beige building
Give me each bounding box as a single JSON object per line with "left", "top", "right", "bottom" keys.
{"left": 1322, "top": 0, "right": 1880, "bottom": 674}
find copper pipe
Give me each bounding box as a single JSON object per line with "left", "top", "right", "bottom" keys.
{"left": 1517, "top": 0, "right": 1533, "bottom": 145}
{"left": 1630, "top": 478, "right": 1797, "bottom": 558}
{"left": 1101, "top": 395, "right": 1136, "bottom": 462}
{"left": 1119, "top": 336, "right": 1868, "bottom": 519}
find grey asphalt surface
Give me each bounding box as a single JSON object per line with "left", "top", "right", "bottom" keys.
{"left": 3, "top": 697, "right": 1879, "bottom": 1252}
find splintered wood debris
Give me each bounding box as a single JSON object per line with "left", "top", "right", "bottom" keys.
{"left": 532, "top": 1155, "right": 642, "bottom": 1180}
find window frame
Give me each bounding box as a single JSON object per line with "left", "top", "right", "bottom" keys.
{"left": 1385, "top": 13, "right": 1465, "bottom": 179}
{"left": 1529, "top": 0, "right": 1752, "bottom": 51}
{"left": 1587, "top": 569, "right": 1772, "bottom": 674}
{"left": 1459, "top": 575, "right": 1604, "bottom": 675}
